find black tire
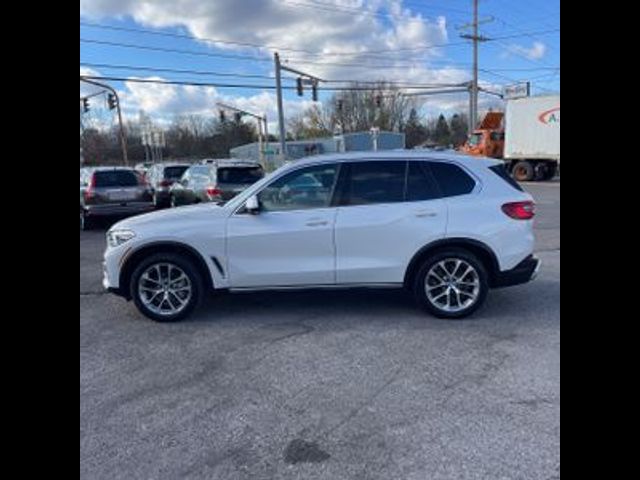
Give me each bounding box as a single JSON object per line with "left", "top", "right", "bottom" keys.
{"left": 543, "top": 163, "right": 557, "bottom": 181}
{"left": 130, "top": 253, "right": 204, "bottom": 322}
{"left": 512, "top": 161, "right": 534, "bottom": 182}
{"left": 413, "top": 248, "right": 489, "bottom": 319}
{"left": 80, "top": 208, "right": 93, "bottom": 231}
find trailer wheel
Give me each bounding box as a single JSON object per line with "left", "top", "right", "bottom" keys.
{"left": 512, "top": 161, "right": 534, "bottom": 182}
{"left": 543, "top": 164, "right": 557, "bottom": 181}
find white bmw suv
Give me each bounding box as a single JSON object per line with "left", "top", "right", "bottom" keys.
{"left": 103, "top": 151, "right": 539, "bottom": 322}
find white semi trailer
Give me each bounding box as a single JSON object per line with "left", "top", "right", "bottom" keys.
{"left": 505, "top": 95, "right": 560, "bottom": 181}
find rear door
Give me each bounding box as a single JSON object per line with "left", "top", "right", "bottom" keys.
{"left": 334, "top": 160, "right": 447, "bottom": 284}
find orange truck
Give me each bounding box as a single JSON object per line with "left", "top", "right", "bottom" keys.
{"left": 461, "top": 95, "right": 560, "bottom": 181}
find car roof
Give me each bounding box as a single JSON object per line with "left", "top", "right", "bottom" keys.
{"left": 289, "top": 150, "right": 500, "bottom": 170}
{"left": 87, "top": 166, "right": 137, "bottom": 172}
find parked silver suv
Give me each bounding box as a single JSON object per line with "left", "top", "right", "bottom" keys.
{"left": 80, "top": 167, "right": 153, "bottom": 230}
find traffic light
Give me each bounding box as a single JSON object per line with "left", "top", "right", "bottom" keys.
{"left": 234, "top": 112, "right": 242, "bottom": 123}
{"left": 312, "top": 81, "right": 318, "bottom": 102}
{"left": 375, "top": 95, "right": 382, "bottom": 107}
{"left": 82, "top": 98, "right": 90, "bottom": 113}
{"left": 296, "top": 77, "right": 304, "bottom": 96}
{"left": 107, "top": 93, "right": 117, "bottom": 110}
{"left": 219, "top": 110, "right": 226, "bottom": 122}
{"left": 337, "top": 100, "right": 343, "bottom": 112}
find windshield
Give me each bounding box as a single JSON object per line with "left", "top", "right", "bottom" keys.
{"left": 94, "top": 170, "right": 139, "bottom": 188}
{"left": 164, "top": 166, "right": 189, "bottom": 180}
{"left": 468, "top": 133, "right": 483, "bottom": 146}
{"left": 217, "top": 166, "right": 264, "bottom": 184}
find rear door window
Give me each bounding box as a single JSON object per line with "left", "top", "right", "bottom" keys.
{"left": 338, "top": 161, "right": 406, "bottom": 206}
{"left": 406, "top": 162, "right": 441, "bottom": 201}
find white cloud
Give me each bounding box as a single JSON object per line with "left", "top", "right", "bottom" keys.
{"left": 80, "top": 1, "right": 486, "bottom": 122}
{"left": 503, "top": 41, "right": 546, "bottom": 61}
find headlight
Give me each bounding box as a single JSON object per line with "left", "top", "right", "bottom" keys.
{"left": 107, "top": 229, "right": 136, "bottom": 248}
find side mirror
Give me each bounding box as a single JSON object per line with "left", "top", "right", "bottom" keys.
{"left": 245, "top": 195, "right": 260, "bottom": 214}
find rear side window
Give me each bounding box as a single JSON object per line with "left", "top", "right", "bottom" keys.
{"left": 428, "top": 162, "right": 476, "bottom": 197}
{"left": 489, "top": 164, "right": 524, "bottom": 192}
{"left": 164, "top": 166, "right": 189, "bottom": 180}
{"left": 93, "top": 170, "right": 139, "bottom": 188}
{"left": 217, "top": 167, "right": 263, "bottom": 184}
{"left": 339, "top": 161, "right": 406, "bottom": 206}
{"left": 406, "top": 162, "right": 440, "bottom": 201}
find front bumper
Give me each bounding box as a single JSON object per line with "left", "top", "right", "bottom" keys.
{"left": 492, "top": 255, "right": 541, "bottom": 288}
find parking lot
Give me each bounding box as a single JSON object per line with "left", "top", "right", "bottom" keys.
{"left": 80, "top": 181, "right": 559, "bottom": 479}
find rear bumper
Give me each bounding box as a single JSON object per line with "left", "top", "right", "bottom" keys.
{"left": 84, "top": 203, "right": 154, "bottom": 217}
{"left": 492, "top": 255, "right": 541, "bottom": 288}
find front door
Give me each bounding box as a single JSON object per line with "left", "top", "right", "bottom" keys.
{"left": 226, "top": 163, "right": 340, "bottom": 288}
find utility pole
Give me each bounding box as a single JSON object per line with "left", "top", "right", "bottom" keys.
{"left": 274, "top": 53, "right": 286, "bottom": 162}
{"left": 274, "top": 52, "right": 323, "bottom": 164}
{"left": 80, "top": 76, "right": 129, "bottom": 166}
{"left": 458, "top": 2, "right": 492, "bottom": 132}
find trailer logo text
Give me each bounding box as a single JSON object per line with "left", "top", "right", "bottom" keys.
{"left": 538, "top": 107, "right": 560, "bottom": 125}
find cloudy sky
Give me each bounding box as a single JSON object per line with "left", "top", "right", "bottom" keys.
{"left": 80, "top": 0, "right": 560, "bottom": 130}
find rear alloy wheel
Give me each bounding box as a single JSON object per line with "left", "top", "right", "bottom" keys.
{"left": 512, "top": 161, "right": 534, "bottom": 182}
{"left": 130, "top": 253, "right": 204, "bottom": 322}
{"left": 414, "top": 249, "right": 488, "bottom": 319}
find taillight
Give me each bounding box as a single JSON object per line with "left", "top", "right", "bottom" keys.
{"left": 159, "top": 179, "right": 172, "bottom": 188}
{"left": 84, "top": 175, "right": 96, "bottom": 201}
{"left": 206, "top": 186, "right": 222, "bottom": 198}
{"left": 502, "top": 201, "right": 535, "bottom": 220}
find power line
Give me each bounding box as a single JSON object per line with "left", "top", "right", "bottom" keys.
{"left": 80, "top": 21, "right": 558, "bottom": 58}
{"left": 79, "top": 75, "right": 465, "bottom": 91}
{"left": 79, "top": 62, "right": 465, "bottom": 88}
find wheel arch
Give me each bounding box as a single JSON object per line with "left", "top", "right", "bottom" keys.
{"left": 404, "top": 238, "right": 501, "bottom": 289}
{"left": 119, "top": 241, "right": 215, "bottom": 299}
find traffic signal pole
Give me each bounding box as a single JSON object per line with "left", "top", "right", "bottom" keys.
{"left": 80, "top": 76, "right": 129, "bottom": 166}
{"left": 274, "top": 52, "right": 323, "bottom": 162}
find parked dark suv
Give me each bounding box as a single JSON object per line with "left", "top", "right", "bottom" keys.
{"left": 80, "top": 167, "right": 153, "bottom": 230}
{"left": 169, "top": 160, "right": 264, "bottom": 207}
{"left": 145, "top": 162, "right": 191, "bottom": 208}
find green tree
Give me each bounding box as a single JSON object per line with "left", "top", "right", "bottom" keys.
{"left": 449, "top": 113, "right": 469, "bottom": 147}
{"left": 404, "top": 108, "right": 428, "bottom": 149}
{"left": 433, "top": 114, "right": 450, "bottom": 145}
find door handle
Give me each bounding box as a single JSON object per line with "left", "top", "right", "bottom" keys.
{"left": 415, "top": 210, "right": 437, "bottom": 218}
{"left": 306, "top": 220, "right": 329, "bottom": 227}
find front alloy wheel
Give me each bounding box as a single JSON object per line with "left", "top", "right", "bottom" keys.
{"left": 131, "top": 253, "right": 203, "bottom": 322}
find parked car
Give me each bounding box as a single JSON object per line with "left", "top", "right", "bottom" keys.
{"left": 104, "top": 151, "right": 539, "bottom": 322}
{"left": 80, "top": 167, "right": 154, "bottom": 230}
{"left": 145, "top": 162, "right": 191, "bottom": 208}
{"left": 169, "top": 161, "right": 264, "bottom": 206}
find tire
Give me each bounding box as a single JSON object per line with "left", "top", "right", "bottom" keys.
{"left": 543, "top": 163, "right": 557, "bottom": 181}
{"left": 80, "top": 208, "right": 93, "bottom": 231}
{"left": 130, "top": 253, "right": 204, "bottom": 322}
{"left": 413, "top": 248, "right": 489, "bottom": 319}
{"left": 512, "top": 161, "right": 534, "bottom": 182}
